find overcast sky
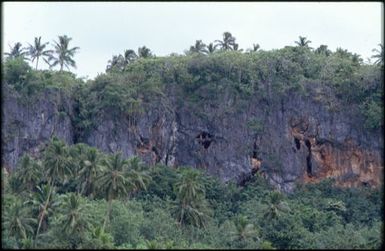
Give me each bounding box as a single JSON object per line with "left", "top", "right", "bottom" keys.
{"left": 2, "top": 2, "right": 383, "bottom": 79}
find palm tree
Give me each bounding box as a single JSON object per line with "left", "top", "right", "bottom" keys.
{"left": 231, "top": 215, "right": 257, "bottom": 242}
{"left": 189, "top": 40, "right": 207, "bottom": 54}
{"left": 78, "top": 147, "right": 104, "bottom": 197}
{"left": 48, "top": 35, "right": 79, "bottom": 71}
{"left": 295, "top": 36, "right": 312, "bottom": 48}
{"left": 35, "top": 137, "right": 72, "bottom": 237}
{"left": 58, "top": 193, "right": 88, "bottom": 234}
{"left": 44, "top": 137, "right": 72, "bottom": 186}
{"left": 138, "top": 46, "right": 153, "bottom": 58}
{"left": 248, "top": 43, "right": 260, "bottom": 53}
{"left": 173, "top": 168, "right": 208, "bottom": 227}
{"left": 123, "top": 49, "right": 138, "bottom": 64}
{"left": 98, "top": 152, "right": 131, "bottom": 229}
{"left": 175, "top": 168, "right": 205, "bottom": 205}
{"left": 215, "top": 32, "right": 237, "bottom": 51}
{"left": 264, "top": 191, "right": 290, "bottom": 219}
{"left": 125, "top": 156, "right": 151, "bottom": 196}
{"left": 351, "top": 53, "right": 363, "bottom": 65}
{"left": 3, "top": 199, "right": 37, "bottom": 240}
{"left": 173, "top": 198, "right": 208, "bottom": 228}
{"left": 15, "top": 155, "right": 42, "bottom": 192}
{"left": 371, "top": 44, "right": 384, "bottom": 65}
{"left": 205, "top": 43, "right": 217, "bottom": 54}
{"left": 106, "top": 54, "right": 125, "bottom": 72}
{"left": 4, "top": 42, "right": 29, "bottom": 60}
{"left": 315, "top": 45, "right": 331, "bottom": 56}
{"left": 27, "top": 37, "right": 52, "bottom": 69}
{"left": 26, "top": 184, "right": 59, "bottom": 236}
{"left": 335, "top": 47, "right": 352, "bottom": 59}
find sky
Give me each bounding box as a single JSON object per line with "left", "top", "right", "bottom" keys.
{"left": 2, "top": 2, "right": 383, "bottom": 79}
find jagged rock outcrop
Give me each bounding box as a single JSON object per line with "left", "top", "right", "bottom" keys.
{"left": 2, "top": 81, "right": 383, "bottom": 192}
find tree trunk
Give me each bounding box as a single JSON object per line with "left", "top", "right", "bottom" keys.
{"left": 35, "top": 181, "right": 53, "bottom": 239}
{"left": 36, "top": 57, "right": 39, "bottom": 70}
{"left": 103, "top": 198, "right": 112, "bottom": 231}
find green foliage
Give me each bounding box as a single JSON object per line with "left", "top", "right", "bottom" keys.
{"left": 2, "top": 139, "right": 383, "bottom": 249}
{"left": 2, "top": 38, "right": 384, "bottom": 248}
{"left": 362, "top": 99, "right": 383, "bottom": 129}
{"left": 4, "top": 40, "right": 382, "bottom": 132}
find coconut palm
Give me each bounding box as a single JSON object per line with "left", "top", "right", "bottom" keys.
{"left": 215, "top": 32, "right": 237, "bottom": 51}
{"left": 15, "top": 155, "right": 42, "bottom": 192}
{"left": 58, "top": 193, "right": 88, "bottom": 234}
{"left": 175, "top": 168, "right": 205, "bottom": 205}
{"left": 35, "top": 137, "right": 72, "bottom": 237}
{"left": 125, "top": 156, "right": 151, "bottom": 195}
{"left": 123, "top": 49, "right": 138, "bottom": 64}
{"left": 248, "top": 43, "right": 260, "bottom": 53}
{"left": 173, "top": 198, "right": 208, "bottom": 227}
{"left": 264, "top": 191, "right": 291, "bottom": 219}
{"left": 205, "top": 43, "right": 217, "bottom": 54}
{"left": 189, "top": 40, "right": 207, "bottom": 54}
{"left": 335, "top": 47, "right": 352, "bottom": 59}
{"left": 78, "top": 147, "right": 104, "bottom": 197}
{"left": 231, "top": 215, "right": 257, "bottom": 241}
{"left": 69, "top": 143, "right": 89, "bottom": 174}
{"left": 4, "top": 42, "right": 29, "bottom": 61}
{"left": 173, "top": 168, "right": 208, "bottom": 227}
{"left": 98, "top": 152, "right": 131, "bottom": 229}
{"left": 48, "top": 35, "right": 79, "bottom": 71}
{"left": 371, "top": 44, "right": 384, "bottom": 65}
{"left": 315, "top": 45, "right": 331, "bottom": 56}
{"left": 26, "top": 184, "right": 59, "bottom": 236}
{"left": 3, "top": 199, "right": 37, "bottom": 240}
{"left": 295, "top": 36, "right": 312, "bottom": 48}
{"left": 44, "top": 137, "right": 72, "bottom": 186}
{"left": 106, "top": 54, "right": 125, "bottom": 72}
{"left": 351, "top": 53, "right": 363, "bottom": 65}
{"left": 138, "top": 46, "right": 153, "bottom": 58}
{"left": 27, "top": 37, "right": 52, "bottom": 69}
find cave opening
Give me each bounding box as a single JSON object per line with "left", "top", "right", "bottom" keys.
{"left": 294, "top": 138, "right": 301, "bottom": 150}
{"left": 151, "top": 146, "right": 161, "bottom": 162}
{"left": 305, "top": 139, "right": 312, "bottom": 177}
{"left": 196, "top": 131, "right": 213, "bottom": 149}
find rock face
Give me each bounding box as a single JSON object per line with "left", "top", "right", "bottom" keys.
{"left": 2, "top": 85, "right": 74, "bottom": 171}
{"left": 2, "top": 82, "right": 383, "bottom": 192}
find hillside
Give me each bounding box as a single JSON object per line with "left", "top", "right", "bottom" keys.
{"left": 2, "top": 47, "right": 383, "bottom": 191}
{"left": 1, "top": 44, "right": 384, "bottom": 249}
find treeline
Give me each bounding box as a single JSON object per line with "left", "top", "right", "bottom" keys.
{"left": 4, "top": 32, "right": 384, "bottom": 74}
{"left": 4, "top": 35, "right": 79, "bottom": 71}
{"left": 2, "top": 138, "right": 383, "bottom": 249}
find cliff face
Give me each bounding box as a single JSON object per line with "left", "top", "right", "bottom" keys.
{"left": 2, "top": 81, "right": 383, "bottom": 192}
{"left": 2, "top": 85, "right": 74, "bottom": 171}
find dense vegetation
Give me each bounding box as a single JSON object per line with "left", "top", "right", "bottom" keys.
{"left": 2, "top": 138, "right": 383, "bottom": 249}
{"left": 2, "top": 33, "right": 384, "bottom": 249}
{"left": 4, "top": 34, "right": 383, "bottom": 136}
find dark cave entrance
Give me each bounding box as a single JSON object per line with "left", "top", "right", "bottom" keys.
{"left": 305, "top": 139, "right": 312, "bottom": 177}
{"left": 294, "top": 138, "right": 301, "bottom": 150}
{"left": 196, "top": 131, "right": 213, "bottom": 149}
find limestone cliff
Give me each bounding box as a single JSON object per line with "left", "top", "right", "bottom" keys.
{"left": 2, "top": 66, "right": 383, "bottom": 193}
